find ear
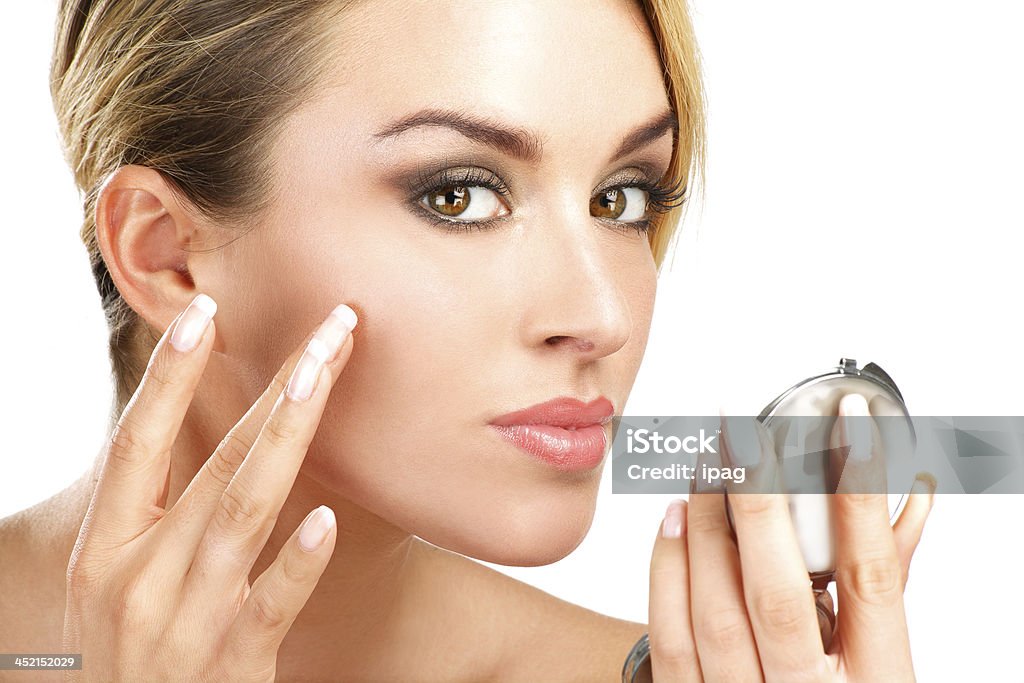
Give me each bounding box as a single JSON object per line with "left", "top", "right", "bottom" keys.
{"left": 94, "top": 165, "right": 205, "bottom": 336}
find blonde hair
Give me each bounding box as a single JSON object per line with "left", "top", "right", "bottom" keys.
{"left": 642, "top": 0, "right": 707, "bottom": 269}
{"left": 50, "top": 0, "right": 705, "bottom": 418}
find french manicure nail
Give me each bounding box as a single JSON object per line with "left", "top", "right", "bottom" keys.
{"left": 313, "top": 304, "right": 358, "bottom": 363}
{"left": 170, "top": 294, "right": 217, "bottom": 353}
{"left": 662, "top": 499, "right": 686, "bottom": 539}
{"left": 841, "top": 393, "right": 873, "bottom": 461}
{"left": 286, "top": 339, "right": 330, "bottom": 402}
{"left": 285, "top": 304, "right": 358, "bottom": 402}
{"left": 298, "top": 505, "right": 335, "bottom": 552}
{"left": 911, "top": 472, "right": 937, "bottom": 505}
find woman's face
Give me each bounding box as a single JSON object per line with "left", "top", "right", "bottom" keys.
{"left": 196, "top": 0, "right": 674, "bottom": 565}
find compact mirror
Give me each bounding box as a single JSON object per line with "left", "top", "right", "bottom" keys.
{"left": 723, "top": 357, "right": 917, "bottom": 587}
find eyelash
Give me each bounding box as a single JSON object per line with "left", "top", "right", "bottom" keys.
{"left": 407, "top": 167, "right": 688, "bottom": 236}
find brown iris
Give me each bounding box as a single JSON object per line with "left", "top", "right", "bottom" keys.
{"left": 427, "top": 185, "right": 470, "bottom": 216}
{"left": 592, "top": 188, "right": 627, "bottom": 219}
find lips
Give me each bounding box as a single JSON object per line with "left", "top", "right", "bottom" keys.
{"left": 489, "top": 396, "right": 615, "bottom": 472}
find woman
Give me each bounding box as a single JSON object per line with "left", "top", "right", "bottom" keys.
{"left": 0, "top": 0, "right": 933, "bottom": 680}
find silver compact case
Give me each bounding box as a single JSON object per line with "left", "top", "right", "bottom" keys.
{"left": 622, "top": 358, "right": 916, "bottom": 683}
{"left": 723, "top": 357, "right": 916, "bottom": 589}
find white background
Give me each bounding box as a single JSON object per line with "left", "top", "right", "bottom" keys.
{"left": 2, "top": 1, "right": 1021, "bottom": 679}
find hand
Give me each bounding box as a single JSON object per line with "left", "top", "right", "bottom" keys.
{"left": 647, "top": 393, "right": 935, "bottom": 681}
{"left": 62, "top": 295, "right": 358, "bottom": 682}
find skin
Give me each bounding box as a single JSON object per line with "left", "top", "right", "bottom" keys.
{"left": 0, "top": 0, "right": 934, "bottom": 680}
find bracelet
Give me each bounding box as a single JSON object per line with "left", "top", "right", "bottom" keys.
{"left": 621, "top": 632, "right": 653, "bottom": 683}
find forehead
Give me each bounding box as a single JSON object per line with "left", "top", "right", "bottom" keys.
{"left": 312, "top": 0, "right": 671, "bottom": 153}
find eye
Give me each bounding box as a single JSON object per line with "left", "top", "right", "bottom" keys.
{"left": 590, "top": 186, "right": 648, "bottom": 222}
{"left": 420, "top": 184, "right": 511, "bottom": 222}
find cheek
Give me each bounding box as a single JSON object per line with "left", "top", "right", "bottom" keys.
{"left": 288, "top": 232, "right": 491, "bottom": 483}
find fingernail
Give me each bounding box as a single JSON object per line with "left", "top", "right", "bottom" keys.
{"left": 841, "top": 393, "right": 873, "bottom": 461}
{"left": 298, "top": 505, "right": 335, "bottom": 552}
{"left": 286, "top": 305, "right": 358, "bottom": 402}
{"left": 170, "top": 294, "right": 217, "bottom": 353}
{"left": 661, "top": 499, "right": 686, "bottom": 539}
{"left": 314, "top": 304, "right": 358, "bottom": 363}
{"left": 911, "top": 472, "right": 937, "bottom": 506}
{"left": 721, "top": 410, "right": 762, "bottom": 467}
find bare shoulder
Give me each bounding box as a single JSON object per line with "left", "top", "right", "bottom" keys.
{"left": 417, "top": 543, "right": 646, "bottom": 683}
{"left": 0, "top": 482, "right": 92, "bottom": 654}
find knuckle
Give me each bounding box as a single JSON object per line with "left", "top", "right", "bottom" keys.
{"left": 65, "top": 538, "right": 113, "bottom": 598}
{"left": 107, "top": 416, "right": 150, "bottom": 466}
{"left": 111, "top": 573, "right": 154, "bottom": 632}
{"left": 649, "top": 543, "right": 687, "bottom": 582}
{"left": 219, "top": 428, "right": 256, "bottom": 468}
{"left": 844, "top": 556, "right": 902, "bottom": 606}
{"left": 205, "top": 434, "right": 252, "bottom": 488}
{"left": 66, "top": 558, "right": 102, "bottom": 598}
{"left": 216, "top": 483, "right": 269, "bottom": 535}
{"left": 143, "top": 349, "right": 180, "bottom": 393}
{"left": 250, "top": 590, "right": 290, "bottom": 632}
{"left": 752, "top": 586, "right": 809, "bottom": 638}
{"left": 697, "top": 606, "right": 750, "bottom": 650}
{"left": 685, "top": 503, "right": 729, "bottom": 534}
{"left": 648, "top": 629, "right": 695, "bottom": 671}
{"left": 261, "top": 414, "right": 300, "bottom": 450}
{"left": 203, "top": 450, "right": 240, "bottom": 491}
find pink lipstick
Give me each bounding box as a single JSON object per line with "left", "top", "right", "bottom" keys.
{"left": 489, "top": 396, "right": 615, "bottom": 472}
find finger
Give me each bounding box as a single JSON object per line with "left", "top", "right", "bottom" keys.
{"left": 815, "top": 590, "right": 836, "bottom": 652}
{"left": 719, "top": 409, "right": 826, "bottom": 676}
{"left": 719, "top": 409, "right": 780, "bottom": 495}
{"left": 687, "top": 480, "right": 762, "bottom": 681}
{"left": 225, "top": 505, "right": 337, "bottom": 670}
{"left": 87, "top": 294, "right": 217, "bottom": 549}
{"left": 829, "top": 393, "right": 887, "bottom": 497}
{"left": 831, "top": 393, "right": 914, "bottom": 680}
{"left": 186, "top": 304, "right": 357, "bottom": 595}
{"left": 648, "top": 500, "right": 702, "bottom": 682}
{"left": 157, "top": 315, "right": 331, "bottom": 562}
{"left": 892, "top": 473, "right": 936, "bottom": 588}
{"left": 726, "top": 427, "right": 826, "bottom": 680}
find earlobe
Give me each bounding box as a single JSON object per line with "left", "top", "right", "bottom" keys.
{"left": 94, "top": 165, "right": 201, "bottom": 334}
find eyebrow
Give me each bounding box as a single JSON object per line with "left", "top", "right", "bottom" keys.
{"left": 372, "top": 107, "right": 678, "bottom": 166}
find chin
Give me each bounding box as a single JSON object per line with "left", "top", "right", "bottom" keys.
{"left": 418, "top": 478, "right": 602, "bottom": 567}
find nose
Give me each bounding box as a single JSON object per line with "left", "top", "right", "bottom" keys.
{"left": 518, "top": 215, "right": 634, "bottom": 363}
